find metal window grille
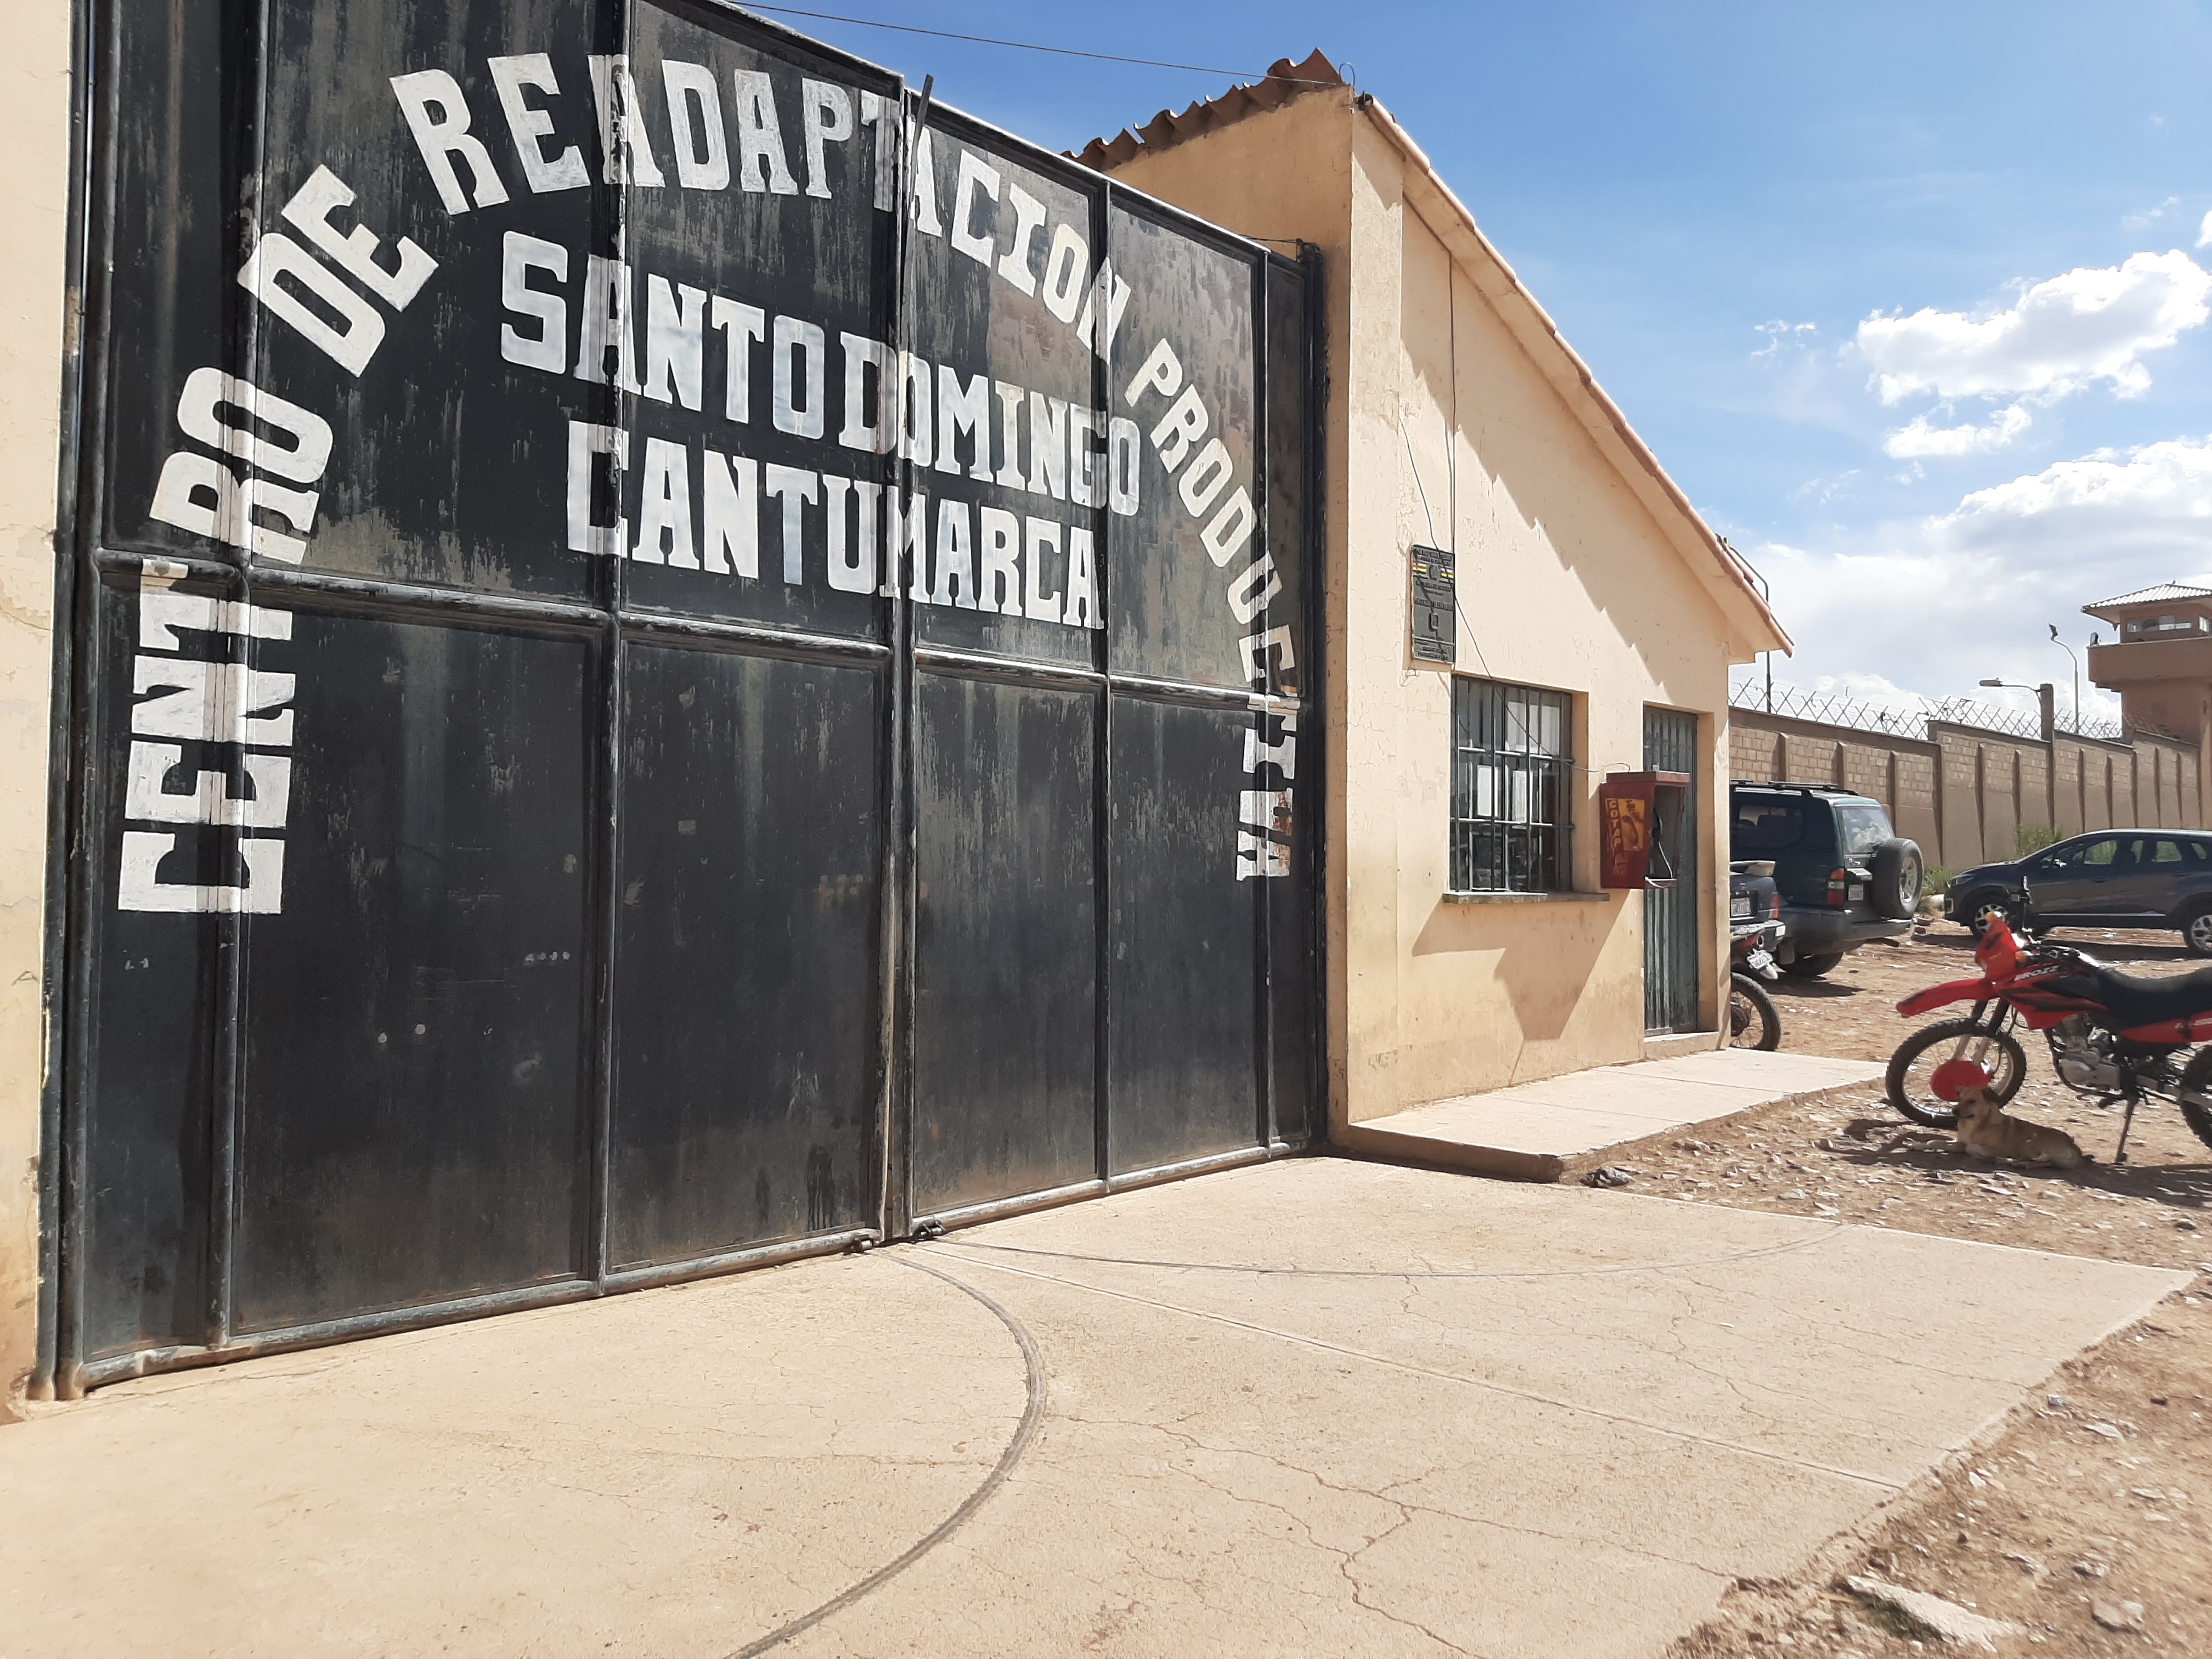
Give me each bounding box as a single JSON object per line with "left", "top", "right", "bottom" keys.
{"left": 1451, "top": 679, "right": 1572, "bottom": 893}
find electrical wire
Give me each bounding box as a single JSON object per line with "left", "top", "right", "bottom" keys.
{"left": 1397, "top": 404, "right": 1442, "bottom": 547}
{"left": 1396, "top": 404, "right": 1495, "bottom": 679}
{"left": 1396, "top": 403, "right": 1638, "bottom": 775}
{"left": 737, "top": 4, "right": 1333, "bottom": 82}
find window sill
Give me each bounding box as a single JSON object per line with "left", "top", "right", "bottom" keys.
{"left": 1443, "top": 889, "right": 1612, "bottom": 905}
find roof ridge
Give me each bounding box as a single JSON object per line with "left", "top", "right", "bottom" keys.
{"left": 2085, "top": 581, "right": 2212, "bottom": 610}
{"left": 1067, "top": 49, "right": 1344, "bottom": 170}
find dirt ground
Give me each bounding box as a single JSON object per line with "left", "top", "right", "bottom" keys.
{"left": 1645, "top": 919, "right": 2212, "bottom": 1657}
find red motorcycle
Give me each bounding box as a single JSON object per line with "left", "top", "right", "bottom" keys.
{"left": 1888, "top": 916, "right": 2212, "bottom": 1163}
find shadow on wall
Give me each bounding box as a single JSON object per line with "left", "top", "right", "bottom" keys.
{"left": 1407, "top": 896, "right": 1616, "bottom": 1044}
{"left": 1397, "top": 225, "right": 1717, "bottom": 699}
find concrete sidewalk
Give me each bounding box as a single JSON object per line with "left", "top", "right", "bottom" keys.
{"left": 0, "top": 1158, "right": 2184, "bottom": 1658}
{"left": 1338, "top": 1048, "right": 1888, "bottom": 1181}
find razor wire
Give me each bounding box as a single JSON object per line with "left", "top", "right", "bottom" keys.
{"left": 1729, "top": 679, "right": 2130, "bottom": 745}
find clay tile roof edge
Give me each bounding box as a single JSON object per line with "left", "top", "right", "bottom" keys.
{"left": 1066, "top": 49, "right": 1345, "bottom": 167}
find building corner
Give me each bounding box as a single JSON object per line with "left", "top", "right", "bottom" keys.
{"left": 0, "top": 3, "right": 74, "bottom": 1421}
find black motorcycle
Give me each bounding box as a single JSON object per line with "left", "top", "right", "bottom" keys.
{"left": 1729, "top": 861, "right": 1786, "bottom": 1051}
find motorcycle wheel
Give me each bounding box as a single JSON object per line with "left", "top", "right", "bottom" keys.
{"left": 1886, "top": 1018, "right": 2027, "bottom": 1128}
{"left": 1728, "top": 973, "right": 1782, "bottom": 1051}
{"left": 2175, "top": 1048, "right": 2212, "bottom": 1156}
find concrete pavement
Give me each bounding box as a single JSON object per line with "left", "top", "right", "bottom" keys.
{"left": 1336, "top": 1049, "right": 1888, "bottom": 1180}
{"left": 0, "top": 1156, "right": 2185, "bottom": 1658}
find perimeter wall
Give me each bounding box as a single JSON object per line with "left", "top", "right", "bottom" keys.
{"left": 1729, "top": 709, "right": 2202, "bottom": 871}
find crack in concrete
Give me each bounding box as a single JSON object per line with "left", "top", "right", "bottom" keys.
{"left": 1092, "top": 1440, "right": 1489, "bottom": 1655}
{"left": 1666, "top": 1267, "right": 2049, "bottom": 1388}
{"left": 928, "top": 1250, "right": 1903, "bottom": 1493}
{"left": 935, "top": 1226, "right": 1848, "bottom": 1284}
{"left": 1064, "top": 1410, "right": 1743, "bottom": 1589}
{"left": 1338, "top": 1511, "right": 1483, "bottom": 1656}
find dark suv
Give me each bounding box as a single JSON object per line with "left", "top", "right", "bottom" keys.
{"left": 1728, "top": 783, "right": 1925, "bottom": 976}
{"left": 1944, "top": 831, "right": 2212, "bottom": 955}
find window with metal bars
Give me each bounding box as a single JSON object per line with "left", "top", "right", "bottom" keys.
{"left": 1451, "top": 678, "right": 1573, "bottom": 894}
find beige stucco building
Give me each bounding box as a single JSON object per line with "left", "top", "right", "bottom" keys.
{"left": 2, "top": 10, "right": 71, "bottom": 1419}
{"left": 1078, "top": 59, "right": 1790, "bottom": 1132}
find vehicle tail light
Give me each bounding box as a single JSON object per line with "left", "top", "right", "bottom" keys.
{"left": 1768, "top": 892, "right": 1781, "bottom": 921}
{"left": 1827, "top": 868, "right": 1849, "bottom": 907}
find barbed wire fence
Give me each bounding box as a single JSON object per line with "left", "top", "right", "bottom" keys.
{"left": 1728, "top": 679, "right": 2134, "bottom": 745}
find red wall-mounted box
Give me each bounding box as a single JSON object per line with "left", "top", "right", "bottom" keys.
{"left": 1597, "top": 771, "right": 1690, "bottom": 889}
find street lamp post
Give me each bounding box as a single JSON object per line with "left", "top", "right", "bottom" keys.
{"left": 1984, "top": 677, "right": 2061, "bottom": 830}
{"left": 1979, "top": 678, "right": 2057, "bottom": 744}
{"left": 2048, "top": 625, "right": 2080, "bottom": 736}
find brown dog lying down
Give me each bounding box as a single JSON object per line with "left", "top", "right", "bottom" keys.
{"left": 1954, "top": 1085, "right": 2087, "bottom": 1168}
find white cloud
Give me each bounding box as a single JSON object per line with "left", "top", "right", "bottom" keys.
{"left": 1788, "top": 470, "right": 1860, "bottom": 506}
{"left": 1803, "top": 671, "right": 1939, "bottom": 716}
{"left": 2200, "top": 209, "right": 2212, "bottom": 250}
{"left": 1751, "top": 320, "right": 1818, "bottom": 359}
{"left": 1942, "top": 436, "right": 2212, "bottom": 552}
{"left": 1882, "top": 403, "right": 2033, "bottom": 458}
{"left": 1752, "top": 437, "right": 2212, "bottom": 712}
{"left": 1856, "top": 251, "right": 2211, "bottom": 404}
{"left": 2123, "top": 195, "right": 2181, "bottom": 230}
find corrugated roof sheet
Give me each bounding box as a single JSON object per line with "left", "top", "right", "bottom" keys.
{"left": 2084, "top": 583, "right": 2212, "bottom": 610}
{"left": 1067, "top": 49, "right": 1345, "bottom": 171}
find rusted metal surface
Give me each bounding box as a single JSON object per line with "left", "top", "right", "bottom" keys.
{"left": 53, "top": 0, "right": 1321, "bottom": 1388}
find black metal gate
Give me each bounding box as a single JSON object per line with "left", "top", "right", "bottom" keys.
{"left": 1643, "top": 707, "right": 1700, "bottom": 1032}
{"left": 41, "top": 0, "right": 1321, "bottom": 1393}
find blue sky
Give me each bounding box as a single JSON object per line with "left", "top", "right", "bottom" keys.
{"left": 771, "top": 1, "right": 2212, "bottom": 723}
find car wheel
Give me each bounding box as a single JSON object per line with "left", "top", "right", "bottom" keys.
{"left": 1779, "top": 952, "right": 1844, "bottom": 979}
{"left": 1867, "top": 838, "right": 1924, "bottom": 921}
{"left": 2181, "top": 902, "right": 2212, "bottom": 958}
{"left": 1962, "top": 890, "right": 2016, "bottom": 937}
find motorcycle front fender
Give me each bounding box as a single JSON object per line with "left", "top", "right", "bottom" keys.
{"left": 1897, "top": 977, "right": 1995, "bottom": 1018}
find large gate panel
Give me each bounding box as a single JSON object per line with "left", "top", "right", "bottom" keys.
{"left": 76, "top": 573, "right": 225, "bottom": 1361}
{"left": 610, "top": 644, "right": 882, "bottom": 1268}
{"left": 96, "top": 0, "right": 250, "bottom": 567}
{"left": 260, "top": 0, "right": 616, "bottom": 600}
{"left": 906, "top": 115, "right": 1103, "bottom": 670}
{"left": 232, "top": 612, "right": 595, "bottom": 1332}
{"left": 1107, "top": 697, "right": 1261, "bottom": 1175}
{"left": 619, "top": 2, "right": 899, "bottom": 637}
{"left": 1105, "top": 206, "right": 1259, "bottom": 691}
{"left": 55, "top": 0, "right": 1321, "bottom": 1389}
{"left": 911, "top": 673, "right": 1098, "bottom": 1216}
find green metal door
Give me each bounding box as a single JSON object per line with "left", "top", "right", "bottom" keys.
{"left": 1643, "top": 708, "right": 1700, "bottom": 1033}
